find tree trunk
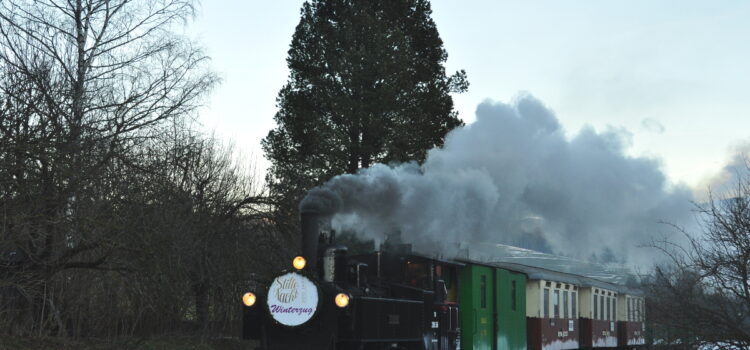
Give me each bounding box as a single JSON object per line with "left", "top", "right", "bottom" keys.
{"left": 347, "top": 125, "right": 361, "bottom": 174}
{"left": 361, "top": 152, "right": 371, "bottom": 169}
{"left": 193, "top": 281, "right": 210, "bottom": 336}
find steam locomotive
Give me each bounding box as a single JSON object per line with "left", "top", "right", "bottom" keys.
{"left": 241, "top": 210, "right": 646, "bottom": 350}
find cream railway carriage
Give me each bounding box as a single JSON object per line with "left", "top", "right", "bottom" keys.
{"left": 579, "top": 286, "right": 618, "bottom": 348}
{"left": 619, "top": 294, "right": 646, "bottom": 346}
{"left": 526, "top": 277, "right": 581, "bottom": 350}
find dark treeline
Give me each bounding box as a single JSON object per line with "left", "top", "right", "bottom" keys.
{"left": 0, "top": 0, "right": 287, "bottom": 338}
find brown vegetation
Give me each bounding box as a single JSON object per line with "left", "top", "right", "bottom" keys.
{"left": 646, "top": 169, "right": 750, "bottom": 349}
{"left": 0, "top": 0, "right": 288, "bottom": 340}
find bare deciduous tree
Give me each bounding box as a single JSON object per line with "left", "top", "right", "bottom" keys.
{"left": 647, "top": 166, "right": 750, "bottom": 349}
{"left": 147, "top": 124, "right": 267, "bottom": 335}
{"left": 0, "top": 0, "right": 216, "bottom": 336}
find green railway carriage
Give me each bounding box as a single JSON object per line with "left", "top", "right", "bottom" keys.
{"left": 459, "top": 264, "right": 528, "bottom": 350}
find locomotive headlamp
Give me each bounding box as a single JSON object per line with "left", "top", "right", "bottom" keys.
{"left": 334, "top": 293, "right": 350, "bottom": 308}
{"left": 293, "top": 256, "right": 306, "bottom": 270}
{"left": 242, "top": 292, "right": 256, "bottom": 307}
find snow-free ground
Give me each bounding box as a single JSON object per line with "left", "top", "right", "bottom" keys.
{"left": 0, "top": 336, "right": 257, "bottom": 350}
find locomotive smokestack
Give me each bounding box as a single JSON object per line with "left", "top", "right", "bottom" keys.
{"left": 300, "top": 210, "right": 320, "bottom": 272}
{"left": 299, "top": 186, "right": 342, "bottom": 272}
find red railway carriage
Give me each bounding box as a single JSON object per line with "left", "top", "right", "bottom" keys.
{"left": 579, "top": 286, "right": 619, "bottom": 348}
{"left": 617, "top": 294, "right": 646, "bottom": 347}
{"left": 526, "top": 279, "right": 580, "bottom": 350}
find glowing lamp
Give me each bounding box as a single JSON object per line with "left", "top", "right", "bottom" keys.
{"left": 293, "top": 256, "right": 306, "bottom": 270}
{"left": 242, "top": 292, "right": 256, "bottom": 307}
{"left": 335, "top": 293, "right": 350, "bottom": 308}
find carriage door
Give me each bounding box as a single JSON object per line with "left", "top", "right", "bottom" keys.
{"left": 495, "top": 269, "right": 527, "bottom": 350}
{"left": 460, "top": 265, "right": 494, "bottom": 350}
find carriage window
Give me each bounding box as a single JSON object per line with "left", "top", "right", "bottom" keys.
{"left": 635, "top": 299, "right": 641, "bottom": 321}
{"left": 639, "top": 299, "right": 644, "bottom": 322}
{"left": 572, "top": 291, "right": 577, "bottom": 318}
{"left": 563, "top": 291, "right": 569, "bottom": 318}
{"left": 593, "top": 293, "right": 598, "bottom": 319}
{"left": 480, "top": 275, "right": 487, "bottom": 309}
{"left": 606, "top": 297, "right": 610, "bottom": 320}
{"left": 625, "top": 297, "right": 630, "bottom": 321}
{"left": 636, "top": 299, "right": 640, "bottom": 322}
{"left": 643, "top": 299, "right": 646, "bottom": 321}
{"left": 594, "top": 295, "right": 599, "bottom": 320}
{"left": 613, "top": 299, "right": 617, "bottom": 321}
{"left": 511, "top": 280, "right": 517, "bottom": 311}
{"left": 628, "top": 299, "right": 632, "bottom": 321}
{"left": 554, "top": 290, "right": 560, "bottom": 318}
{"left": 544, "top": 288, "right": 550, "bottom": 318}
{"left": 637, "top": 299, "right": 641, "bottom": 322}
{"left": 637, "top": 299, "right": 643, "bottom": 322}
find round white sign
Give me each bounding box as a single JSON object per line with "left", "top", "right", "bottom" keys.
{"left": 266, "top": 272, "right": 319, "bottom": 326}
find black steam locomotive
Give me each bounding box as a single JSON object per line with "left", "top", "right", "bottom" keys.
{"left": 241, "top": 210, "right": 461, "bottom": 350}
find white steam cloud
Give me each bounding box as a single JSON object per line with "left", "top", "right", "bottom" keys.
{"left": 701, "top": 142, "right": 750, "bottom": 199}
{"left": 301, "top": 94, "right": 694, "bottom": 264}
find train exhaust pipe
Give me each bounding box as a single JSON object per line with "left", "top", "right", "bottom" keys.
{"left": 300, "top": 210, "right": 320, "bottom": 272}
{"left": 299, "top": 187, "right": 339, "bottom": 273}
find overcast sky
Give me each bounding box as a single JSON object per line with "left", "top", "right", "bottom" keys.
{"left": 186, "top": 0, "right": 750, "bottom": 192}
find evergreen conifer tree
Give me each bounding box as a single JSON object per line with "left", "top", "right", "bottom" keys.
{"left": 262, "top": 0, "right": 468, "bottom": 227}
